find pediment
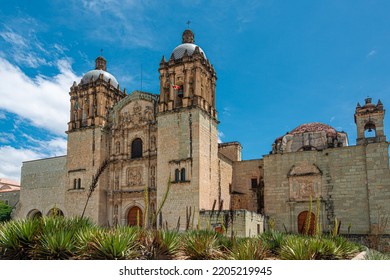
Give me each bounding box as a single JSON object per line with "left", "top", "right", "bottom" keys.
{"left": 288, "top": 163, "right": 322, "bottom": 177}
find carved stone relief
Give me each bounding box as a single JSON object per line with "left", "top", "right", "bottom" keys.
{"left": 288, "top": 163, "right": 322, "bottom": 201}
{"left": 127, "top": 167, "right": 143, "bottom": 186}
{"left": 118, "top": 102, "right": 155, "bottom": 128}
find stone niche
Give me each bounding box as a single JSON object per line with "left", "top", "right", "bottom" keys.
{"left": 288, "top": 163, "right": 322, "bottom": 201}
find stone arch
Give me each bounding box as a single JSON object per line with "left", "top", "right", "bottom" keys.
{"left": 297, "top": 211, "right": 316, "bottom": 235}
{"left": 47, "top": 208, "right": 64, "bottom": 217}
{"left": 127, "top": 206, "right": 143, "bottom": 227}
{"left": 27, "top": 209, "right": 42, "bottom": 219}
{"left": 364, "top": 121, "right": 376, "bottom": 138}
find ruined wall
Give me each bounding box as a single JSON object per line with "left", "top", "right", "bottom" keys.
{"left": 199, "top": 210, "right": 264, "bottom": 237}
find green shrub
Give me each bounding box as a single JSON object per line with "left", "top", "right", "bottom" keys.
{"left": 0, "top": 202, "right": 12, "bottom": 222}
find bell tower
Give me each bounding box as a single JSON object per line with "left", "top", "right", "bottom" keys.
{"left": 158, "top": 29, "right": 217, "bottom": 119}
{"left": 354, "top": 97, "right": 386, "bottom": 145}
{"left": 156, "top": 30, "right": 220, "bottom": 230}
{"left": 65, "top": 56, "right": 125, "bottom": 224}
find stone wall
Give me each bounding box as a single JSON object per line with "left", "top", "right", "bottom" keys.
{"left": 263, "top": 142, "right": 390, "bottom": 234}
{"left": 231, "top": 159, "right": 264, "bottom": 212}
{"left": 0, "top": 191, "right": 19, "bottom": 209}
{"left": 218, "top": 142, "right": 242, "bottom": 162}
{"left": 15, "top": 156, "right": 66, "bottom": 218}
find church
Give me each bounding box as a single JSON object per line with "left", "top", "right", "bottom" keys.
{"left": 15, "top": 29, "right": 390, "bottom": 237}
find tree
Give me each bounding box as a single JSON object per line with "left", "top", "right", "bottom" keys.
{"left": 0, "top": 201, "right": 12, "bottom": 222}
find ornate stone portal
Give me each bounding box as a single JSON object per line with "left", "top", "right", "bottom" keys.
{"left": 288, "top": 163, "right": 322, "bottom": 201}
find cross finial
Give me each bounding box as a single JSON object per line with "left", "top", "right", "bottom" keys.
{"left": 100, "top": 48, "right": 104, "bottom": 56}
{"left": 186, "top": 20, "right": 191, "bottom": 29}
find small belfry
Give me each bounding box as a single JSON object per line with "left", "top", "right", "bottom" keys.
{"left": 354, "top": 97, "right": 386, "bottom": 145}
{"left": 158, "top": 29, "right": 217, "bottom": 119}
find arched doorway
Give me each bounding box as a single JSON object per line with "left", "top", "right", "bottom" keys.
{"left": 47, "top": 208, "right": 64, "bottom": 217}
{"left": 128, "top": 206, "right": 143, "bottom": 227}
{"left": 27, "top": 209, "right": 42, "bottom": 219}
{"left": 298, "top": 211, "right": 316, "bottom": 235}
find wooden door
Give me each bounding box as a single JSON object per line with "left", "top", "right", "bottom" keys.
{"left": 298, "top": 211, "right": 315, "bottom": 235}
{"left": 128, "top": 206, "right": 143, "bottom": 227}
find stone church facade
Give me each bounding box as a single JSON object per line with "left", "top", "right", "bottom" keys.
{"left": 15, "top": 30, "right": 390, "bottom": 236}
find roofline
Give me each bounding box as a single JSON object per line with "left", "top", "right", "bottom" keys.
{"left": 22, "top": 155, "right": 66, "bottom": 164}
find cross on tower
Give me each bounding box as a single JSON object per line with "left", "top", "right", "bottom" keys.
{"left": 186, "top": 20, "right": 191, "bottom": 29}
{"left": 100, "top": 48, "right": 104, "bottom": 56}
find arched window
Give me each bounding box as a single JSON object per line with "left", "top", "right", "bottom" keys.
{"left": 73, "top": 178, "right": 77, "bottom": 189}
{"left": 364, "top": 121, "right": 376, "bottom": 138}
{"left": 78, "top": 178, "right": 81, "bottom": 189}
{"left": 180, "top": 168, "right": 186, "bottom": 182}
{"left": 175, "top": 169, "right": 180, "bottom": 183}
{"left": 131, "top": 138, "right": 143, "bottom": 158}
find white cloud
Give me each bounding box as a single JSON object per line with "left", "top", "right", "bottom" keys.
{"left": 0, "top": 57, "right": 80, "bottom": 135}
{"left": 367, "top": 50, "right": 377, "bottom": 57}
{"left": 0, "top": 146, "right": 43, "bottom": 183}
{"left": 0, "top": 28, "right": 50, "bottom": 68}
{"left": 0, "top": 136, "right": 67, "bottom": 182}
{"left": 218, "top": 131, "right": 225, "bottom": 143}
{"left": 0, "top": 132, "right": 16, "bottom": 144}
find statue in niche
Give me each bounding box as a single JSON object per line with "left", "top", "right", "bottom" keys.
{"left": 144, "top": 106, "right": 154, "bottom": 122}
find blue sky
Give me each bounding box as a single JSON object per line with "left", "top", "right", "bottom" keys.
{"left": 1, "top": 0, "right": 390, "bottom": 182}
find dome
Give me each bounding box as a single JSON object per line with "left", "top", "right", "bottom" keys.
{"left": 172, "top": 43, "right": 207, "bottom": 60}
{"left": 271, "top": 122, "right": 348, "bottom": 154}
{"left": 289, "top": 122, "right": 337, "bottom": 137}
{"left": 80, "top": 69, "right": 119, "bottom": 88}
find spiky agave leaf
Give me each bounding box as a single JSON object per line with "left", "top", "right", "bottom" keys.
{"left": 181, "top": 229, "right": 224, "bottom": 260}
{"left": 35, "top": 228, "right": 76, "bottom": 260}
{"left": 86, "top": 226, "right": 140, "bottom": 260}
{"left": 0, "top": 219, "right": 41, "bottom": 259}
{"left": 228, "top": 237, "right": 268, "bottom": 260}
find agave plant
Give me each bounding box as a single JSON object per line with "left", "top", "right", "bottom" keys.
{"left": 139, "top": 229, "right": 182, "bottom": 260}
{"left": 330, "top": 235, "right": 362, "bottom": 259}
{"left": 0, "top": 219, "right": 41, "bottom": 259}
{"left": 279, "top": 235, "right": 315, "bottom": 260}
{"left": 181, "top": 229, "right": 224, "bottom": 260}
{"left": 259, "top": 230, "right": 286, "bottom": 255}
{"left": 80, "top": 226, "right": 140, "bottom": 260}
{"left": 228, "top": 237, "right": 268, "bottom": 260}
{"left": 364, "top": 249, "right": 390, "bottom": 260}
{"left": 35, "top": 228, "right": 76, "bottom": 259}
